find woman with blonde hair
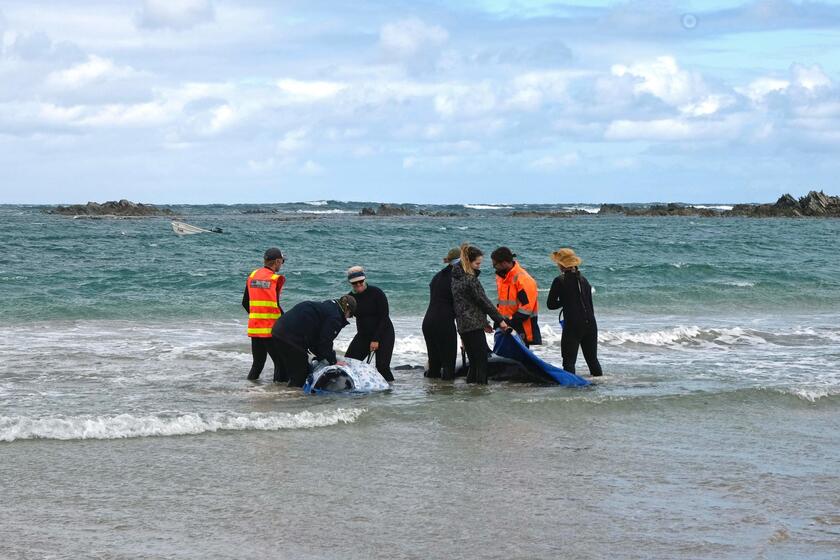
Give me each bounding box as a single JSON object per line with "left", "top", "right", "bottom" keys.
{"left": 450, "top": 243, "right": 510, "bottom": 384}
{"left": 546, "top": 248, "right": 602, "bottom": 376}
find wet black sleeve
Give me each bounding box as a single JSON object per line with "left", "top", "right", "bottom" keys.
{"left": 546, "top": 276, "right": 563, "bottom": 310}
{"left": 242, "top": 284, "right": 250, "bottom": 312}
{"left": 373, "top": 288, "right": 391, "bottom": 342}
{"left": 314, "top": 316, "right": 342, "bottom": 364}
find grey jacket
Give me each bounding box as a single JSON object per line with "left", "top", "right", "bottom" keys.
{"left": 451, "top": 263, "right": 506, "bottom": 334}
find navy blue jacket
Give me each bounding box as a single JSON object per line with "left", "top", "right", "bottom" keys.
{"left": 271, "top": 300, "right": 349, "bottom": 364}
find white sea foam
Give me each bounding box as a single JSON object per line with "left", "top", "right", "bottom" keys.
{"left": 464, "top": 204, "right": 513, "bottom": 210}
{"left": 303, "top": 200, "right": 328, "bottom": 206}
{"left": 294, "top": 209, "right": 354, "bottom": 214}
{"left": 691, "top": 205, "right": 734, "bottom": 211}
{"left": 780, "top": 387, "right": 839, "bottom": 402}
{"left": 562, "top": 206, "right": 600, "bottom": 214}
{"left": 722, "top": 280, "right": 755, "bottom": 288}
{"left": 0, "top": 408, "right": 365, "bottom": 442}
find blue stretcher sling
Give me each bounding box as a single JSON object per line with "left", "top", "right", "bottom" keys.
{"left": 492, "top": 331, "right": 590, "bottom": 387}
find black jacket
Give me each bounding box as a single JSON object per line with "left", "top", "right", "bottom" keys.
{"left": 348, "top": 285, "right": 394, "bottom": 342}
{"left": 451, "top": 264, "right": 506, "bottom": 334}
{"left": 546, "top": 270, "right": 597, "bottom": 334}
{"left": 271, "top": 300, "right": 348, "bottom": 364}
{"left": 424, "top": 264, "right": 456, "bottom": 322}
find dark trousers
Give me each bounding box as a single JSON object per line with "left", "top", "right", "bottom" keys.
{"left": 461, "top": 329, "right": 490, "bottom": 384}
{"left": 561, "top": 325, "right": 603, "bottom": 376}
{"left": 273, "top": 336, "right": 311, "bottom": 387}
{"left": 248, "top": 337, "right": 286, "bottom": 381}
{"left": 422, "top": 316, "right": 457, "bottom": 379}
{"left": 346, "top": 332, "right": 395, "bottom": 382}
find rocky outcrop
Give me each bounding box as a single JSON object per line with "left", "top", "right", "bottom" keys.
{"left": 626, "top": 204, "right": 720, "bottom": 217}
{"left": 728, "top": 191, "right": 840, "bottom": 217}
{"left": 360, "top": 204, "right": 465, "bottom": 217}
{"left": 46, "top": 200, "right": 175, "bottom": 217}
{"left": 597, "top": 204, "right": 626, "bottom": 215}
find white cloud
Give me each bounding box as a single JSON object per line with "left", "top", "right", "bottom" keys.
{"left": 276, "top": 128, "right": 308, "bottom": 154}
{"left": 791, "top": 63, "right": 832, "bottom": 92}
{"left": 604, "top": 116, "right": 744, "bottom": 142}
{"left": 379, "top": 18, "right": 448, "bottom": 58}
{"left": 612, "top": 56, "right": 706, "bottom": 107}
{"left": 738, "top": 77, "right": 790, "bottom": 103}
{"left": 137, "top": 0, "right": 214, "bottom": 30}
{"left": 276, "top": 79, "right": 347, "bottom": 102}
{"left": 45, "top": 55, "right": 140, "bottom": 89}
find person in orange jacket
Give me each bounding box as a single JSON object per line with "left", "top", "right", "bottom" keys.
{"left": 491, "top": 247, "right": 542, "bottom": 346}
{"left": 242, "top": 247, "right": 286, "bottom": 381}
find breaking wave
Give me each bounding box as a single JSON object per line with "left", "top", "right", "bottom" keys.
{"left": 0, "top": 408, "right": 365, "bottom": 442}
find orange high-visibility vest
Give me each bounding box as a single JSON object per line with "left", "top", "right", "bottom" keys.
{"left": 495, "top": 262, "right": 539, "bottom": 343}
{"left": 246, "top": 267, "right": 284, "bottom": 337}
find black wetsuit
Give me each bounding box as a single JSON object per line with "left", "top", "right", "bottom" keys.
{"left": 422, "top": 264, "right": 458, "bottom": 379}
{"left": 345, "top": 285, "right": 395, "bottom": 381}
{"left": 271, "top": 300, "right": 349, "bottom": 387}
{"left": 546, "top": 270, "right": 603, "bottom": 376}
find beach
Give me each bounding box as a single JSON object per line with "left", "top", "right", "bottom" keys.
{"left": 1, "top": 203, "right": 839, "bottom": 559}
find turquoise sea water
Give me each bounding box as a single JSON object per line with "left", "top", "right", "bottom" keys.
{"left": 2, "top": 203, "right": 839, "bottom": 559}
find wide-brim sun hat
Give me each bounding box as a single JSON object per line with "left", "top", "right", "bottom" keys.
{"left": 551, "top": 248, "right": 582, "bottom": 268}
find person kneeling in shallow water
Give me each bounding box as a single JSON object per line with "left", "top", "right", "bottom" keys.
{"left": 546, "top": 248, "right": 603, "bottom": 377}
{"left": 271, "top": 295, "right": 356, "bottom": 387}
{"left": 451, "top": 244, "right": 510, "bottom": 384}
{"left": 344, "top": 266, "right": 396, "bottom": 382}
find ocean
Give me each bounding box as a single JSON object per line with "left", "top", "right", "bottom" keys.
{"left": 1, "top": 202, "right": 838, "bottom": 559}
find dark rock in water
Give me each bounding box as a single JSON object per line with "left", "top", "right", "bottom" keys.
{"left": 598, "top": 204, "right": 626, "bottom": 215}
{"left": 241, "top": 208, "right": 278, "bottom": 214}
{"left": 418, "top": 209, "right": 468, "bottom": 217}
{"left": 46, "top": 200, "right": 174, "bottom": 217}
{"left": 626, "top": 203, "right": 720, "bottom": 217}
{"left": 359, "top": 207, "right": 376, "bottom": 216}
{"left": 727, "top": 191, "right": 840, "bottom": 217}
{"left": 376, "top": 203, "right": 414, "bottom": 216}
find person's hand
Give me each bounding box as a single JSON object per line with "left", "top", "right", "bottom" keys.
{"left": 369, "top": 341, "right": 379, "bottom": 352}
{"left": 336, "top": 360, "right": 348, "bottom": 367}
{"left": 484, "top": 324, "right": 493, "bottom": 333}
{"left": 499, "top": 321, "right": 510, "bottom": 331}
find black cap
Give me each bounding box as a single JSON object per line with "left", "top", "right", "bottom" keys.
{"left": 264, "top": 247, "right": 284, "bottom": 260}
{"left": 491, "top": 246, "right": 516, "bottom": 263}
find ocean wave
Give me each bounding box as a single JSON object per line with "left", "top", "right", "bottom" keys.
{"left": 562, "top": 206, "right": 600, "bottom": 214}
{"left": 464, "top": 204, "right": 513, "bottom": 210}
{"left": 303, "top": 200, "right": 328, "bottom": 206}
{"left": 573, "top": 325, "right": 840, "bottom": 348}
{"left": 776, "top": 386, "right": 840, "bottom": 403}
{"left": 0, "top": 408, "right": 365, "bottom": 442}
{"left": 691, "top": 205, "right": 734, "bottom": 211}
{"left": 294, "top": 209, "right": 354, "bottom": 214}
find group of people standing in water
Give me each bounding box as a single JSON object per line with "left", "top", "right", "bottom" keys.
{"left": 242, "top": 243, "right": 602, "bottom": 387}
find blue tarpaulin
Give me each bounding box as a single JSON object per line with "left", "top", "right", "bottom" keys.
{"left": 492, "top": 331, "right": 590, "bottom": 387}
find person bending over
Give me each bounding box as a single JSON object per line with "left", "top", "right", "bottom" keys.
{"left": 271, "top": 295, "right": 356, "bottom": 387}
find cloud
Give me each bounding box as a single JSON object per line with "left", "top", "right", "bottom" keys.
{"left": 276, "top": 79, "right": 347, "bottom": 102}
{"left": 379, "top": 18, "right": 448, "bottom": 58}
{"left": 300, "top": 160, "right": 324, "bottom": 175}
{"left": 45, "top": 55, "right": 141, "bottom": 89}
{"left": 136, "top": 0, "right": 214, "bottom": 30}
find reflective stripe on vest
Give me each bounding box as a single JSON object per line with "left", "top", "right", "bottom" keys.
{"left": 247, "top": 268, "right": 282, "bottom": 338}
{"left": 495, "top": 262, "right": 539, "bottom": 343}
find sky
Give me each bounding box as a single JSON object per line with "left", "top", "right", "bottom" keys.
{"left": 1, "top": 0, "right": 840, "bottom": 204}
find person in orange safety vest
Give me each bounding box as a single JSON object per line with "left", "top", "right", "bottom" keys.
{"left": 242, "top": 247, "right": 286, "bottom": 381}
{"left": 491, "top": 247, "right": 542, "bottom": 346}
